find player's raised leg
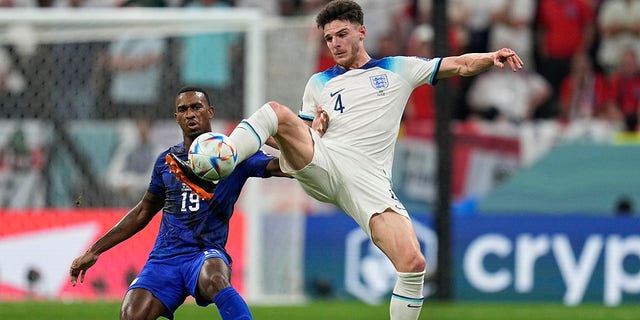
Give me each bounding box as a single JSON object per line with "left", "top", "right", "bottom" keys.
{"left": 167, "top": 101, "right": 315, "bottom": 200}
{"left": 369, "top": 210, "right": 426, "bottom": 320}
{"left": 228, "top": 101, "right": 315, "bottom": 170}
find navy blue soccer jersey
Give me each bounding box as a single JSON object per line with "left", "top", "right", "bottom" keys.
{"left": 146, "top": 142, "right": 274, "bottom": 261}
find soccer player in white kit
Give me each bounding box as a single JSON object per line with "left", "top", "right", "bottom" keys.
{"left": 185, "top": 1, "right": 523, "bottom": 319}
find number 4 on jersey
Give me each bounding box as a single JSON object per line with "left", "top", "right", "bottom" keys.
{"left": 333, "top": 94, "right": 345, "bottom": 113}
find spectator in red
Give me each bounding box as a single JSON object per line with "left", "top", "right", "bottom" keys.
{"left": 596, "top": 0, "right": 640, "bottom": 74}
{"left": 558, "top": 51, "right": 611, "bottom": 122}
{"left": 535, "top": 0, "right": 595, "bottom": 119}
{"left": 607, "top": 47, "right": 640, "bottom": 124}
{"left": 403, "top": 24, "right": 436, "bottom": 136}
{"left": 402, "top": 22, "right": 465, "bottom": 136}
{"left": 314, "top": 34, "right": 335, "bottom": 72}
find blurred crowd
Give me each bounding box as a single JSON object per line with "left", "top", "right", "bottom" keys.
{"left": 0, "top": 0, "right": 638, "bottom": 135}
{"left": 378, "top": 0, "right": 640, "bottom": 141}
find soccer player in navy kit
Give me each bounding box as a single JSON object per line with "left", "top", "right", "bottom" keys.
{"left": 182, "top": 1, "right": 524, "bottom": 320}
{"left": 68, "top": 87, "right": 289, "bottom": 320}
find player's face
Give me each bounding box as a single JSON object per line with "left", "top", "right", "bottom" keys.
{"left": 322, "top": 20, "right": 366, "bottom": 69}
{"left": 175, "top": 91, "right": 214, "bottom": 139}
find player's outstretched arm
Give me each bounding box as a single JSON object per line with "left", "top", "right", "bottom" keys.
{"left": 69, "top": 193, "right": 163, "bottom": 286}
{"left": 166, "top": 153, "right": 217, "bottom": 200}
{"left": 437, "top": 47, "right": 524, "bottom": 79}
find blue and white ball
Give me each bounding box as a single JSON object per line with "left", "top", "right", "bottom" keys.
{"left": 188, "top": 132, "right": 238, "bottom": 181}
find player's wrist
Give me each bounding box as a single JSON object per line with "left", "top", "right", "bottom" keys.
{"left": 86, "top": 246, "right": 103, "bottom": 257}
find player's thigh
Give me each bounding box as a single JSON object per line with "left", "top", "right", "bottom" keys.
{"left": 197, "top": 257, "right": 232, "bottom": 300}
{"left": 121, "top": 288, "right": 166, "bottom": 320}
{"left": 369, "top": 211, "right": 425, "bottom": 273}
{"left": 270, "top": 102, "right": 315, "bottom": 170}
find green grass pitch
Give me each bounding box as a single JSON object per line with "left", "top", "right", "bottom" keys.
{"left": 1, "top": 300, "right": 639, "bottom": 320}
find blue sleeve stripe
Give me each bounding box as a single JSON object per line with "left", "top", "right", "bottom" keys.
{"left": 239, "top": 120, "right": 262, "bottom": 146}
{"left": 429, "top": 57, "right": 442, "bottom": 85}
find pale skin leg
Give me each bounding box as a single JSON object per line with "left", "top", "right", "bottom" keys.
{"left": 369, "top": 210, "right": 426, "bottom": 273}
{"left": 265, "top": 101, "right": 426, "bottom": 273}
{"left": 267, "top": 101, "right": 316, "bottom": 170}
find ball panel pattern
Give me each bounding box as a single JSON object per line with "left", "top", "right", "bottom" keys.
{"left": 188, "top": 132, "right": 238, "bottom": 181}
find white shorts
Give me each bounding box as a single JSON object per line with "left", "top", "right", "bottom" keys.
{"left": 279, "top": 129, "right": 409, "bottom": 237}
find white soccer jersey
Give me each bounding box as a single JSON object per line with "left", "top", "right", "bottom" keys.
{"left": 299, "top": 56, "right": 442, "bottom": 175}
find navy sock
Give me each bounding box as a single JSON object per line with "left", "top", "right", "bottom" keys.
{"left": 213, "top": 287, "right": 252, "bottom": 320}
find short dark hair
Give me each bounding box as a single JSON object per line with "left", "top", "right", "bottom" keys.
{"left": 316, "top": 0, "right": 364, "bottom": 29}
{"left": 177, "top": 86, "right": 211, "bottom": 106}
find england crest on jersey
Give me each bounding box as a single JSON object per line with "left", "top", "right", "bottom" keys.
{"left": 370, "top": 74, "right": 389, "bottom": 90}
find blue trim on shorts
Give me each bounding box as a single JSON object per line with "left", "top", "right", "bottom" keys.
{"left": 203, "top": 248, "right": 230, "bottom": 265}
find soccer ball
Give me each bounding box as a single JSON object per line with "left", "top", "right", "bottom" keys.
{"left": 188, "top": 132, "right": 238, "bottom": 181}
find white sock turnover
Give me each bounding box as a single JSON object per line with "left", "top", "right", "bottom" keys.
{"left": 389, "top": 271, "right": 425, "bottom": 320}
{"left": 228, "top": 103, "right": 278, "bottom": 162}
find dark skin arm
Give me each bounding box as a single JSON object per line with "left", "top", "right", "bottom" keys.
{"left": 263, "top": 158, "right": 289, "bottom": 178}
{"left": 69, "top": 192, "right": 164, "bottom": 286}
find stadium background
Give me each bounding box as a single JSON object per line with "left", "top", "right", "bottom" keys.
{"left": 0, "top": 1, "right": 639, "bottom": 318}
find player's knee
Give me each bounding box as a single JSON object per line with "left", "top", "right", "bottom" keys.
{"left": 199, "top": 272, "right": 231, "bottom": 300}
{"left": 120, "top": 289, "right": 165, "bottom": 320}
{"left": 120, "top": 305, "right": 147, "bottom": 320}
{"left": 209, "top": 272, "right": 231, "bottom": 292}
{"left": 266, "top": 101, "right": 296, "bottom": 123}
{"left": 403, "top": 251, "right": 426, "bottom": 273}
{"left": 412, "top": 254, "right": 427, "bottom": 273}
{"left": 266, "top": 101, "right": 283, "bottom": 115}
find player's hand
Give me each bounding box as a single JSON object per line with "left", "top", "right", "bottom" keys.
{"left": 494, "top": 48, "right": 524, "bottom": 72}
{"left": 312, "top": 106, "right": 329, "bottom": 137}
{"left": 69, "top": 251, "right": 99, "bottom": 286}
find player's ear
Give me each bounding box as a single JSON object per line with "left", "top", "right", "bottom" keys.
{"left": 209, "top": 107, "right": 215, "bottom": 119}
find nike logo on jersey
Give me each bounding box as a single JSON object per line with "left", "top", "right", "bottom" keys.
{"left": 330, "top": 88, "right": 345, "bottom": 97}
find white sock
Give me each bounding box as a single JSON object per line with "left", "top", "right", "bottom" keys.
{"left": 228, "top": 103, "right": 278, "bottom": 163}
{"left": 390, "top": 271, "right": 425, "bottom": 320}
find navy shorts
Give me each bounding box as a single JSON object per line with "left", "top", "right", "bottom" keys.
{"left": 127, "top": 249, "right": 230, "bottom": 319}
